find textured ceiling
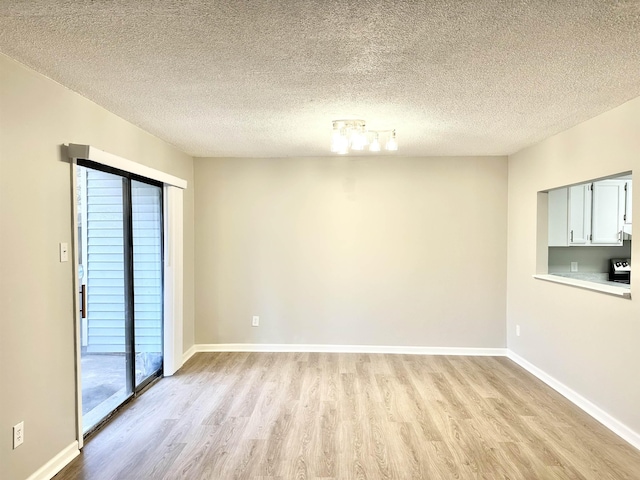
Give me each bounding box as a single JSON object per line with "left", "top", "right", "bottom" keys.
{"left": 1, "top": 1, "right": 640, "bottom": 158}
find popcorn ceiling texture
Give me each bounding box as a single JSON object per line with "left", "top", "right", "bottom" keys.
{"left": 1, "top": 1, "right": 639, "bottom": 157}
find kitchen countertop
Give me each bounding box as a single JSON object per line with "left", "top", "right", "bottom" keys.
{"left": 534, "top": 273, "right": 631, "bottom": 298}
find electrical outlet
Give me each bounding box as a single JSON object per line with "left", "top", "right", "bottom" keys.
{"left": 571, "top": 262, "right": 578, "bottom": 272}
{"left": 516, "top": 325, "right": 521, "bottom": 337}
{"left": 252, "top": 316, "right": 259, "bottom": 327}
{"left": 13, "top": 421, "right": 24, "bottom": 449}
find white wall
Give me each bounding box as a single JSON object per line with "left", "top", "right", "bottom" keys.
{"left": 0, "top": 54, "right": 195, "bottom": 480}
{"left": 507, "top": 95, "right": 640, "bottom": 436}
{"left": 194, "top": 155, "right": 508, "bottom": 348}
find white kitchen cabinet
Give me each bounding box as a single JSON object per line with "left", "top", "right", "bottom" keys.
{"left": 591, "top": 180, "right": 624, "bottom": 245}
{"left": 548, "top": 188, "right": 569, "bottom": 246}
{"left": 568, "top": 184, "right": 592, "bottom": 245}
{"left": 548, "top": 179, "right": 628, "bottom": 248}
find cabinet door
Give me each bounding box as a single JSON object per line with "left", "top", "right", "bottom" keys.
{"left": 591, "top": 180, "right": 624, "bottom": 245}
{"left": 548, "top": 188, "right": 569, "bottom": 246}
{"left": 568, "top": 184, "right": 591, "bottom": 245}
{"left": 624, "top": 181, "right": 632, "bottom": 225}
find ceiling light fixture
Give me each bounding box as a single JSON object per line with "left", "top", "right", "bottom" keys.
{"left": 330, "top": 120, "right": 397, "bottom": 154}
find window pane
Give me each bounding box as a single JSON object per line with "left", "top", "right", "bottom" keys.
{"left": 131, "top": 180, "right": 163, "bottom": 386}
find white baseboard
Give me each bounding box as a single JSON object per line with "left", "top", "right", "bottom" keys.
{"left": 26, "top": 441, "right": 79, "bottom": 480}
{"left": 182, "top": 344, "right": 197, "bottom": 365}
{"left": 507, "top": 351, "right": 640, "bottom": 451}
{"left": 193, "top": 343, "right": 507, "bottom": 356}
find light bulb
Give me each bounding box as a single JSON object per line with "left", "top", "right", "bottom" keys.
{"left": 336, "top": 135, "right": 348, "bottom": 154}
{"left": 385, "top": 138, "right": 398, "bottom": 151}
{"left": 330, "top": 122, "right": 342, "bottom": 152}
{"left": 351, "top": 131, "right": 366, "bottom": 150}
{"left": 370, "top": 135, "right": 381, "bottom": 152}
{"left": 385, "top": 131, "right": 398, "bottom": 151}
{"left": 330, "top": 134, "right": 341, "bottom": 152}
{"left": 332, "top": 126, "right": 350, "bottom": 153}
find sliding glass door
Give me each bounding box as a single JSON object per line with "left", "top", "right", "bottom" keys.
{"left": 131, "top": 180, "right": 164, "bottom": 388}
{"left": 77, "top": 162, "right": 163, "bottom": 434}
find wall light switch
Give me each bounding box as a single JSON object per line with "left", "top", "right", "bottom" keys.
{"left": 570, "top": 262, "right": 578, "bottom": 272}
{"left": 60, "top": 242, "right": 69, "bottom": 262}
{"left": 516, "top": 325, "right": 521, "bottom": 337}
{"left": 13, "top": 421, "right": 24, "bottom": 449}
{"left": 252, "top": 316, "right": 259, "bottom": 327}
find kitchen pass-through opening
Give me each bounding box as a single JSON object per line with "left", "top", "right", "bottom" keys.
{"left": 537, "top": 171, "right": 632, "bottom": 296}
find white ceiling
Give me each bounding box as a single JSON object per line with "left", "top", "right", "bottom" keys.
{"left": 1, "top": 1, "right": 639, "bottom": 158}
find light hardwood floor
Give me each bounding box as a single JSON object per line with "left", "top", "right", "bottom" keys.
{"left": 55, "top": 352, "right": 640, "bottom": 479}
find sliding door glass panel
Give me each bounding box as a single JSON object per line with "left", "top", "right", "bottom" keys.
{"left": 79, "top": 166, "right": 131, "bottom": 433}
{"left": 131, "top": 180, "right": 164, "bottom": 387}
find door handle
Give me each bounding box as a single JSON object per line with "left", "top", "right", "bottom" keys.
{"left": 570, "top": 230, "right": 574, "bottom": 242}
{"left": 80, "top": 284, "right": 87, "bottom": 319}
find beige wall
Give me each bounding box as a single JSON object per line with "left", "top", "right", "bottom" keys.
{"left": 0, "top": 54, "right": 195, "bottom": 480}
{"left": 507, "top": 95, "right": 640, "bottom": 435}
{"left": 194, "top": 156, "right": 508, "bottom": 347}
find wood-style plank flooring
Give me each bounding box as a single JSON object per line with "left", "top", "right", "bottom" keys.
{"left": 55, "top": 353, "right": 640, "bottom": 479}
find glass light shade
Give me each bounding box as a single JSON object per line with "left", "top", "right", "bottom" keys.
{"left": 385, "top": 137, "right": 398, "bottom": 151}
{"left": 369, "top": 137, "right": 381, "bottom": 152}
{"left": 330, "top": 126, "right": 345, "bottom": 152}
{"left": 351, "top": 131, "right": 367, "bottom": 150}
{"left": 336, "top": 135, "right": 349, "bottom": 154}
